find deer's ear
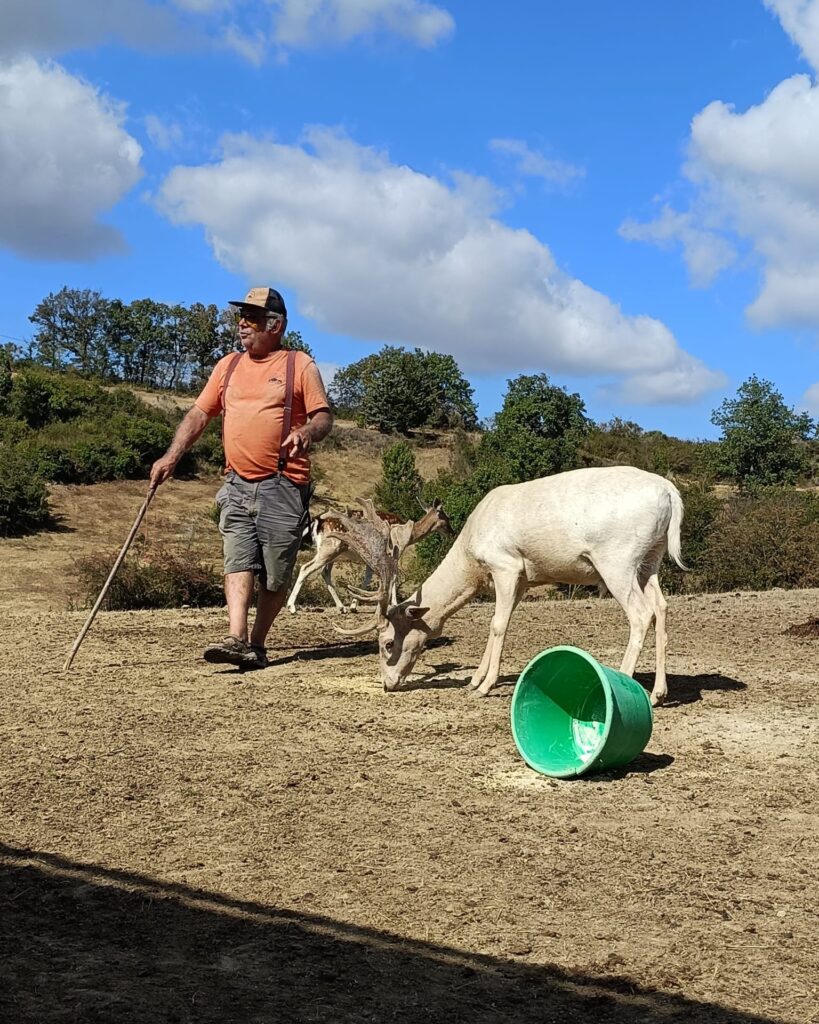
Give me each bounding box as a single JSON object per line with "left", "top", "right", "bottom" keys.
{"left": 406, "top": 605, "right": 430, "bottom": 621}
{"left": 432, "top": 497, "right": 442, "bottom": 509}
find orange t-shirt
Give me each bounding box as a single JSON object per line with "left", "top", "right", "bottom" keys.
{"left": 195, "top": 349, "right": 330, "bottom": 485}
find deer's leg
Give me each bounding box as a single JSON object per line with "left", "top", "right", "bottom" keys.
{"left": 599, "top": 565, "right": 654, "bottom": 681}
{"left": 644, "top": 572, "right": 668, "bottom": 706}
{"left": 469, "top": 571, "right": 526, "bottom": 697}
{"left": 287, "top": 539, "right": 344, "bottom": 614}
{"left": 321, "top": 563, "right": 349, "bottom": 613}
{"left": 286, "top": 557, "right": 320, "bottom": 613}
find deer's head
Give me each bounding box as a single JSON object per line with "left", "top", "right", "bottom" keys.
{"left": 411, "top": 497, "right": 453, "bottom": 542}
{"left": 377, "top": 597, "right": 436, "bottom": 691}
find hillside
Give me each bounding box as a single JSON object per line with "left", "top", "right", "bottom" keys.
{"left": 0, "top": 419, "right": 455, "bottom": 614}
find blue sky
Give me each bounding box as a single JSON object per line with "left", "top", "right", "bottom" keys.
{"left": 1, "top": 0, "right": 818, "bottom": 439}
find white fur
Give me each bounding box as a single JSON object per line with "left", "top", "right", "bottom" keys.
{"left": 378, "top": 467, "right": 686, "bottom": 705}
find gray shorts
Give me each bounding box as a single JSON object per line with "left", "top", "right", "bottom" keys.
{"left": 215, "top": 471, "right": 309, "bottom": 592}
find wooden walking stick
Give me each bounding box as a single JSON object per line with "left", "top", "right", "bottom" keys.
{"left": 62, "top": 486, "right": 157, "bottom": 672}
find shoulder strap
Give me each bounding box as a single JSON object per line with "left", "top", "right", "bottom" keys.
{"left": 219, "top": 351, "right": 244, "bottom": 467}
{"left": 278, "top": 349, "right": 297, "bottom": 474}
{"left": 220, "top": 351, "right": 245, "bottom": 413}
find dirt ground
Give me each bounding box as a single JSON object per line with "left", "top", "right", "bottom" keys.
{"left": 1, "top": 584, "right": 817, "bottom": 1023}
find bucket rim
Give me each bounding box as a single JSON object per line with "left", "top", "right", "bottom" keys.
{"left": 510, "top": 645, "right": 615, "bottom": 778}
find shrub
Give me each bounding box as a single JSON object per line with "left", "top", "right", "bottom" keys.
{"left": 583, "top": 419, "right": 713, "bottom": 478}
{"left": 0, "top": 449, "right": 51, "bottom": 536}
{"left": 9, "top": 368, "right": 106, "bottom": 428}
{"left": 373, "top": 441, "right": 423, "bottom": 521}
{"left": 190, "top": 417, "right": 225, "bottom": 472}
{"left": 0, "top": 416, "right": 32, "bottom": 445}
{"left": 74, "top": 545, "right": 225, "bottom": 610}
{"left": 695, "top": 489, "right": 819, "bottom": 592}
{"left": 660, "top": 481, "right": 724, "bottom": 594}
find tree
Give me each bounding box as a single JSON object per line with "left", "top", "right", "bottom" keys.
{"left": 416, "top": 351, "right": 478, "bottom": 429}
{"left": 711, "top": 375, "right": 815, "bottom": 487}
{"left": 122, "top": 299, "right": 173, "bottom": 387}
{"left": 421, "top": 374, "right": 589, "bottom": 550}
{"left": 359, "top": 348, "right": 433, "bottom": 433}
{"left": 374, "top": 441, "right": 423, "bottom": 521}
{"left": 184, "top": 303, "right": 235, "bottom": 390}
{"left": 481, "top": 373, "right": 589, "bottom": 483}
{"left": 282, "top": 330, "right": 313, "bottom": 357}
{"left": 29, "top": 287, "right": 113, "bottom": 377}
{"left": 328, "top": 353, "right": 378, "bottom": 418}
{"left": 328, "top": 346, "right": 476, "bottom": 433}
{"left": 0, "top": 346, "right": 13, "bottom": 412}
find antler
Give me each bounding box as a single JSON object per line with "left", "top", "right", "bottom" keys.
{"left": 322, "top": 499, "right": 399, "bottom": 637}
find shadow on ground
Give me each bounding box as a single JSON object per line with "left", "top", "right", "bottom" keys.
{"left": 0, "top": 844, "right": 776, "bottom": 1024}
{"left": 634, "top": 672, "right": 747, "bottom": 706}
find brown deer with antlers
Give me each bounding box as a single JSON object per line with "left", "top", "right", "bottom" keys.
{"left": 285, "top": 498, "right": 451, "bottom": 614}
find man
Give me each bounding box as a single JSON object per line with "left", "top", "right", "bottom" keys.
{"left": 149, "top": 286, "right": 333, "bottom": 669}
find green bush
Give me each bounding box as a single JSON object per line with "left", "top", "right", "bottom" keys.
{"left": 15, "top": 413, "right": 173, "bottom": 484}
{"left": 583, "top": 419, "right": 712, "bottom": 477}
{"left": 0, "top": 416, "right": 33, "bottom": 446}
{"left": 9, "top": 368, "right": 106, "bottom": 428}
{"left": 0, "top": 449, "right": 51, "bottom": 536}
{"left": 695, "top": 488, "right": 819, "bottom": 592}
{"left": 373, "top": 441, "right": 423, "bottom": 521}
{"left": 660, "top": 481, "right": 723, "bottom": 594}
{"left": 190, "top": 417, "right": 225, "bottom": 472}
{"left": 75, "top": 545, "right": 225, "bottom": 610}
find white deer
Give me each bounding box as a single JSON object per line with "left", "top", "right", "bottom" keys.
{"left": 286, "top": 499, "right": 452, "bottom": 614}
{"left": 333, "top": 467, "right": 687, "bottom": 706}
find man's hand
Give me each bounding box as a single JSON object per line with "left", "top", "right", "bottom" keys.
{"left": 282, "top": 427, "right": 312, "bottom": 458}
{"left": 149, "top": 454, "right": 178, "bottom": 489}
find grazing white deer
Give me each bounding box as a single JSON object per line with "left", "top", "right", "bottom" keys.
{"left": 285, "top": 499, "right": 451, "bottom": 614}
{"left": 333, "top": 467, "right": 687, "bottom": 706}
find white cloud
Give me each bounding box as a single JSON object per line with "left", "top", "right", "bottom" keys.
{"left": 622, "top": 2, "right": 819, "bottom": 334}
{"left": 0, "top": 57, "right": 143, "bottom": 260}
{"left": 0, "top": 0, "right": 453, "bottom": 62}
{"left": 619, "top": 205, "right": 736, "bottom": 288}
{"left": 144, "top": 114, "right": 185, "bottom": 151}
{"left": 489, "top": 138, "right": 584, "bottom": 189}
{"left": 802, "top": 381, "right": 819, "bottom": 414}
{"left": 157, "top": 128, "right": 722, "bottom": 402}
{"left": 764, "top": 0, "right": 819, "bottom": 69}
{"left": 270, "top": 0, "right": 454, "bottom": 50}
{"left": 604, "top": 354, "right": 728, "bottom": 407}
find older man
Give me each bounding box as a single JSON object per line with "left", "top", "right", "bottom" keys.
{"left": 150, "top": 286, "right": 333, "bottom": 669}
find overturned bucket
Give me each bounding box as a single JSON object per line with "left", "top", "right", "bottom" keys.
{"left": 510, "top": 645, "right": 653, "bottom": 778}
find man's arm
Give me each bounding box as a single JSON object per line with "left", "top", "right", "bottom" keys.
{"left": 282, "top": 408, "right": 333, "bottom": 458}
{"left": 149, "top": 405, "right": 212, "bottom": 488}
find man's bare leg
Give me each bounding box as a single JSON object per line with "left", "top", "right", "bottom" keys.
{"left": 251, "top": 585, "right": 288, "bottom": 648}
{"left": 225, "top": 570, "right": 255, "bottom": 640}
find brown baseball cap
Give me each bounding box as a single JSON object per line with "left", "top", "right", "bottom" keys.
{"left": 228, "top": 286, "right": 287, "bottom": 317}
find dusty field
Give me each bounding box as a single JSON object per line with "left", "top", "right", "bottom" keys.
{"left": 1, "top": 586, "right": 817, "bottom": 1023}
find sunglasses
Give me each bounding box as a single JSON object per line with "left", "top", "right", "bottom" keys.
{"left": 237, "top": 307, "right": 268, "bottom": 322}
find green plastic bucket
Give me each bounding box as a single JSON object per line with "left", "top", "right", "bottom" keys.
{"left": 510, "top": 645, "right": 653, "bottom": 778}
